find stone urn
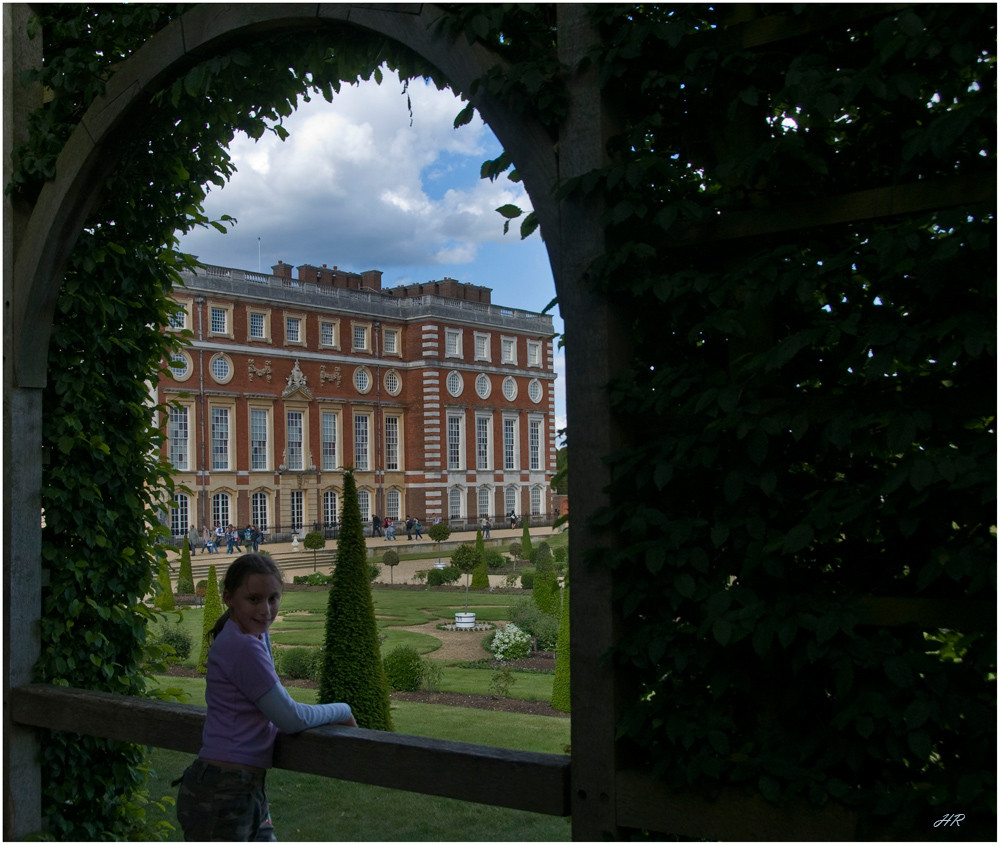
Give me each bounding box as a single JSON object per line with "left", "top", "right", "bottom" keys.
{"left": 454, "top": 611, "right": 476, "bottom": 629}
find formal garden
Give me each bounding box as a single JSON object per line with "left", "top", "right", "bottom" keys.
{"left": 140, "top": 526, "right": 572, "bottom": 840}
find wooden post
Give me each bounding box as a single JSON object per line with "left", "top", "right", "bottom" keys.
{"left": 3, "top": 5, "right": 45, "bottom": 839}
{"left": 555, "top": 6, "right": 627, "bottom": 841}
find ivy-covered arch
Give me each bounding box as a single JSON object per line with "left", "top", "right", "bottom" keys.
{"left": 5, "top": 4, "right": 617, "bottom": 839}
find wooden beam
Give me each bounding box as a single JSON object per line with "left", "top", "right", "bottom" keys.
{"left": 666, "top": 174, "right": 996, "bottom": 248}
{"left": 9, "top": 684, "right": 571, "bottom": 817}
{"left": 615, "top": 769, "right": 857, "bottom": 841}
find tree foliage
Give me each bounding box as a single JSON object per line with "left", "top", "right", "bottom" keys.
{"left": 317, "top": 470, "right": 393, "bottom": 731}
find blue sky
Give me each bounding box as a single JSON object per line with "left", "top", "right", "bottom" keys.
{"left": 175, "top": 69, "right": 565, "bottom": 432}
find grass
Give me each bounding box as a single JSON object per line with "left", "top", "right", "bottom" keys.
{"left": 145, "top": 747, "right": 571, "bottom": 841}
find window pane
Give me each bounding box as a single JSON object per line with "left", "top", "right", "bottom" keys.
{"left": 386, "top": 489, "right": 400, "bottom": 520}
{"left": 384, "top": 330, "right": 397, "bottom": 354}
{"left": 286, "top": 317, "right": 300, "bottom": 342}
{"left": 323, "top": 491, "right": 338, "bottom": 527}
{"left": 210, "top": 307, "right": 226, "bottom": 333}
{"left": 353, "top": 325, "right": 367, "bottom": 350}
{"left": 478, "top": 486, "right": 490, "bottom": 517}
{"left": 212, "top": 492, "right": 230, "bottom": 528}
{"left": 250, "top": 313, "right": 264, "bottom": 338}
{"left": 503, "top": 418, "right": 516, "bottom": 471}
{"left": 449, "top": 487, "right": 463, "bottom": 520}
{"left": 321, "top": 412, "right": 337, "bottom": 471}
{"left": 287, "top": 411, "right": 303, "bottom": 470}
{"left": 251, "top": 408, "right": 268, "bottom": 470}
{"left": 357, "top": 489, "right": 371, "bottom": 523}
{"left": 252, "top": 492, "right": 269, "bottom": 529}
{"left": 170, "top": 493, "right": 189, "bottom": 537}
{"left": 476, "top": 417, "right": 490, "bottom": 470}
{"left": 354, "top": 415, "right": 369, "bottom": 470}
{"left": 447, "top": 415, "right": 462, "bottom": 470}
{"left": 385, "top": 416, "right": 399, "bottom": 471}
{"left": 529, "top": 419, "right": 541, "bottom": 470}
{"left": 321, "top": 322, "right": 335, "bottom": 346}
{"left": 290, "top": 490, "right": 304, "bottom": 531}
{"left": 169, "top": 406, "right": 188, "bottom": 470}
{"left": 211, "top": 408, "right": 229, "bottom": 470}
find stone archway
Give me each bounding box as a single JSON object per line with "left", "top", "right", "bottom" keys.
{"left": 4, "top": 4, "right": 623, "bottom": 839}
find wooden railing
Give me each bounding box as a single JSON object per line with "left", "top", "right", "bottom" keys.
{"left": 9, "top": 685, "right": 571, "bottom": 817}
{"left": 8, "top": 684, "right": 867, "bottom": 840}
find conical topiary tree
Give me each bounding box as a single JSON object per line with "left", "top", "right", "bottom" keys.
{"left": 318, "top": 470, "right": 393, "bottom": 730}
{"left": 532, "top": 543, "right": 560, "bottom": 616}
{"left": 521, "top": 522, "right": 534, "bottom": 565}
{"left": 471, "top": 529, "right": 489, "bottom": 589}
{"left": 551, "top": 582, "right": 571, "bottom": 712}
{"left": 198, "top": 564, "right": 223, "bottom": 673}
{"left": 176, "top": 536, "right": 195, "bottom": 594}
{"left": 153, "top": 558, "right": 175, "bottom": 611}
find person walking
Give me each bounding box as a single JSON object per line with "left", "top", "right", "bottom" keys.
{"left": 372, "top": 514, "right": 382, "bottom": 537}
{"left": 413, "top": 518, "right": 423, "bottom": 540}
{"left": 405, "top": 515, "right": 414, "bottom": 540}
{"left": 174, "top": 554, "right": 356, "bottom": 840}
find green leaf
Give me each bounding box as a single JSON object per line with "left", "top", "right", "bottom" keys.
{"left": 782, "top": 523, "right": 814, "bottom": 554}
{"left": 454, "top": 102, "right": 476, "bottom": 128}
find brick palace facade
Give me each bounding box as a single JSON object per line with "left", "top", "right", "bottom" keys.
{"left": 158, "top": 259, "right": 558, "bottom": 538}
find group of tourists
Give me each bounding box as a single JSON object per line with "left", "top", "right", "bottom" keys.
{"left": 189, "top": 523, "right": 264, "bottom": 555}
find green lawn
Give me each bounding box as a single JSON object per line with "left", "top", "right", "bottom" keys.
{"left": 145, "top": 746, "right": 571, "bottom": 841}
{"left": 142, "top": 678, "right": 571, "bottom": 841}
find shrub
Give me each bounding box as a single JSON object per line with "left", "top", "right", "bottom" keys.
{"left": 383, "top": 646, "right": 425, "bottom": 691}
{"left": 427, "top": 566, "right": 460, "bottom": 586}
{"left": 153, "top": 559, "right": 175, "bottom": 611}
{"left": 151, "top": 625, "right": 192, "bottom": 662}
{"left": 490, "top": 623, "right": 531, "bottom": 661}
{"left": 422, "top": 659, "right": 443, "bottom": 691}
{"left": 195, "top": 579, "right": 207, "bottom": 597}
{"left": 520, "top": 569, "right": 535, "bottom": 589}
{"left": 368, "top": 562, "right": 382, "bottom": 582}
{"left": 509, "top": 597, "right": 559, "bottom": 650}
{"left": 382, "top": 549, "right": 400, "bottom": 583}
{"left": 176, "top": 536, "right": 195, "bottom": 594}
{"left": 470, "top": 560, "right": 490, "bottom": 589}
{"left": 507, "top": 541, "right": 522, "bottom": 561}
{"left": 484, "top": 549, "right": 505, "bottom": 570}
{"left": 553, "top": 546, "right": 568, "bottom": 564}
{"left": 489, "top": 663, "right": 516, "bottom": 698}
{"left": 534, "top": 542, "right": 552, "bottom": 570}
{"left": 276, "top": 647, "right": 319, "bottom": 681}
{"left": 520, "top": 523, "right": 533, "bottom": 564}
{"left": 551, "top": 583, "right": 571, "bottom": 712}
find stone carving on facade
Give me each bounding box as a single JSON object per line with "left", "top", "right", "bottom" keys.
{"left": 248, "top": 358, "right": 272, "bottom": 382}
{"left": 282, "top": 359, "right": 314, "bottom": 400}
{"left": 320, "top": 364, "right": 342, "bottom": 387}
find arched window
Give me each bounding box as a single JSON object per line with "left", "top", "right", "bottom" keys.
{"left": 251, "top": 491, "right": 269, "bottom": 530}
{"left": 171, "top": 492, "right": 189, "bottom": 538}
{"left": 323, "top": 490, "right": 338, "bottom": 529}
{"left": 386, "top": 489, "right": 401, "bottom": 521}
{"left": 478, "top": 485, "right": 492, "bottom": 518}
{"left": 357, "top": 489, "right": 371, "bottom": 523}
{"left": 449, "top": 486, "right": 464, "bottom": 520}
{"left": 505, "top": 485, "right": 518, "bottom": 517}
{"left": 530, "top": 485, "right": 544, "bottom": 517}
{"left": 212, "top": 492, "right": 231, "bottom": 528}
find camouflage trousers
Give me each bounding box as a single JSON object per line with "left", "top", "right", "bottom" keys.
{"left": 175, "top": 759, "right": 277, "bottom": 841}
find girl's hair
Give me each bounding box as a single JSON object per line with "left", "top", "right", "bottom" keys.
{"left": 208, "top": 553, "right": 283, "bottom": 642}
